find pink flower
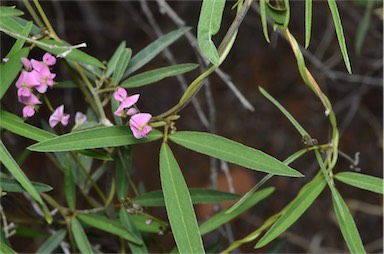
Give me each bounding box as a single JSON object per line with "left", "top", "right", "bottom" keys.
{"left": 129, "top": 113, "right": 152, "bottom": 139}
{"left": 75, "top": 112, "right": 87, "bottom": 125}
{"left": 49, "top": 105, "right": 70, "bottom": 128}
{"left": 113, "top": 88, "right": 139, "bottom": 117}
{"left": 42, "top": 53, "right": 56, "bottom": 66}
{"left": 2, "top": 58, "right": 9, "bottom": 63}
{"left": 22, "top": 105, "right": 36, "bottom": 118}
{"left": 15, "top": 71, "right": 40, "bottom": 98}
{"left": 31, "top": 60, "right": 56, "bottom": 93}
{"left": 21, "top": 58, "right": 32, "bottom": 70}
{"left": 18, "top": 93, "right": 41, "bottom": 118}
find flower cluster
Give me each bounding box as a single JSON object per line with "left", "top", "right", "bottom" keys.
{"left": 113, "top": 87, "right": 152, "bottom": 139}
{"left": 15, "top": 53, "right": 56, "bottom": 117}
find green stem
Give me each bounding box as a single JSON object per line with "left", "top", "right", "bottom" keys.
{"left": 21, "top": 0, "right": 44, "bottom": 28}
{"left": 33, "top": 0, "right": 60, "bottom": 40}
{"left": 152, "top": 0, "right": 254, "bottom": 121}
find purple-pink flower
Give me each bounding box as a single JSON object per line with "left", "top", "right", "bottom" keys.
{"left": 49, "top": 105, "right": 70, "bottom": 128}
{"left": 15, "top": 71, "right": 40, "bottom": 98}
{"left": 42, "top": 53, "right": 56, "bottom": 66}
{"left": 18, "top": 93, "right": 41, "bottom": 118}
{"left": 129, "top": 113, "right": 152, "bottom": 139}
{"left": 113, "top": 87, "right": 139, "bottom": 117}
{"left": 31, "top": 60, "right": 56, "bottom": 93}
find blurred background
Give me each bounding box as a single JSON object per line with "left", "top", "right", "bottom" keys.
{"left": 1, "top": 1, "right": 383, "bottom": 253}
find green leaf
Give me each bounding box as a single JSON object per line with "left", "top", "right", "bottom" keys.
{"left": 327, "top": 0, "right": 352, "bottom": 73}
{"left": 132, "top": 188, "right": 241, "bottom": 207}
{"left": 115, "top": 146, "right": 132, "bottom": 199}
{"left": 0, "top": 177, "right": 52, "bottom": 193}
{"left": 332, "top": 188, "right": 366, "bottom": 253}
{"left": 265, "top": 1, "right": 290, "bottom": 27}
{"left": 0, "top": 242, "right": 16, "bottom": 254}
{"left": 0, "top": 110, "right": 56, "bottom": 142}
{"left": 0, "top": 141, "right": 43, "bottom": 206}
{"left": 197, "top": 0, "right": 226, "bottom": 65}
{"left": 121, "top": 63, "right": 198, "bottom": 88}
{"left": 123, "top": 27, "right": 190, "bottom": 77}
{"left": 355, "top": 2, "right": 374, "bottom": 55}
{"left": 160, "top": 143, "right": 205, "bottom": 253}
{"left": 255, "top": 175, "right": 326, "bottom": 248}
{"left": 77, "top": 214, "right": 142, "bottom": 244}
{"left": 111, "top": 48, "right": 131, "bottom": 86}
{"left": 119, "top": 209, "right": 148, "bottom": 254}
{"left": 200, "top": 187, "right": 274, "bottom": 235}
{"left": 0, "top": 111, "right": 112, "bottom": 161}
{"left": 28, "top": 126, "right": 163, "bottom": 152}
{"left": 0, "top": 6, "right": 24, "bottom": 18}
{"left": 106, "top": 41, "right": 126, "bottom": 78}
{"left": 36, "top": 229, "right": 67, "bottom": 254}
{"left": 0, "top": 47, "right": 30, "bottom": 99}
{"left": 64, "top": 160, "right": 76, "bottom": 211}
{"left": 37, "top": 39, "right": 104, "bottom": 68}
{"left": 305, "top": 0, "right": 312, "bottom": 48}
{"left": 259, "top": 87, "right": 309, "bottom": 137}
{"left": 170, "top": 131, "right": 303, "bottom": 177}
{"left": 334, "top": 172, "right": 383, "bottom": 194}
{"left": 131, "top": 214, "right": 163, "bottom": 233}
{"left": 71, "top": 218, "right": 93, "bottom": 254}
{"left": 260, "top": 0, "right": 270, "bottom": 43}
{"left": 7, "top": 21, "right": 32, "bottom": 57}
{"left": 0, "top": 16, "right": 25, "bottom": 34}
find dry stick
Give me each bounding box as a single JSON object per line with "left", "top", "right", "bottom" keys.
{"left": 139, "top": 0, "right": 210, "bottom": 129}
{"left": 155, "top": 0, "right": 255, "bottom": 112}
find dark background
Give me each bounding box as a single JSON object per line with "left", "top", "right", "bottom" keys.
{"left": 1, "top": 1, "right": 383, "bottom": 253}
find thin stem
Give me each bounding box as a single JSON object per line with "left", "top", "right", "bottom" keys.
{"left": 33, "top": 0, "right": 60, "bottom": 40}
{"left": 21, "top": 0, "right": 44, "bottom": 28}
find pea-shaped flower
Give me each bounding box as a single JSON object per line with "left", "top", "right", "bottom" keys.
{"left": 49, "top": 105, "right": 70, "bottom": 128}
{"left": 129, "top": 113, "right": 152, "bottom": 139}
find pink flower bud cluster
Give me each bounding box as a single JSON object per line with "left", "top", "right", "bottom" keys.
{"left": 113, "top": 87, "right": 152, "bottom": 139}
{"left": 15, "top": 53, "right": 56, "bottom": 118}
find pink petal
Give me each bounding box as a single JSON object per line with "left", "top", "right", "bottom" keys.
{"left": 43, "top": 53, "right": 56, "bottom": 66}
{"left": 22, "top": 105, "right": 35, "bottom": 118}
{"left": 120, "top": 94, "right": 140, "bottom": 109}
{"left": 21, "top": 58, "right": 32, "bottom": 70}
{"left": 35, "top": 83, "right": 48, "bottom": 93}
{"left": 49, "top": 105, "right": 65, "bottom": 128}
{"left": 18, "top": 93, "right": 41, "bottom": 105}
{"left": 113, "top": 87, "right": 127, "bottom": 102}
{"left": 17, "top": 87, "right": 32, "bottom": 97}
{"left": 61, "top": 114, "right": 70, "bottom": 126}
{"left": 2, "top": 58, "right": 9, "bottom": 63}
{"left": 75, "top": 112, "right": 87, "bottom": 125}
{"left": 126, "top": 108, "right": 138, "bottom": 116}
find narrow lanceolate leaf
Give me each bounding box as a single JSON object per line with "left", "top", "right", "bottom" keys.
{"left": 255, "top": 175, "right": 326, "bottom": 248}
{"left": 259, "top": 87, "right": 309, "bottom": 137}
{"left": 132, "top": 188, "right": 241, "bottom": 207}
{"left": 37, "top": 39, "right": 104, "bottom": 68}
{"left": 199, "top": 187, "right": 274, "bottom": 235}
{"left": 0, "top": 242, "right": 16, "bottom": 254}
{"left": 0, "top": 110, "right": 56, "bottom": 142}
{"left": 64, "top": 162, "right": 76, "bottom": 211}
{"left": 111, "top": 48, "right": 131, "bottom": 86}
{"left": 28, "top": 126, "right": 162, "bottom": 152}
{"left": 334, "top": 172, "right": 384, "bottom": 194}
{"left": 0, "top": 143, "right": 52, "bottom": 224}
{"left": 106, "top": 41, "right": 126, "bottom": 78}
{"left": 259, "top": 0, "right": 270, "bottom": 43}
{"left": 355, "top": 2, "right": 374, "bottom": 55}
{"left": 197, "top": 0, "right": 226, "bottom": 65}
{"left": 121, "top": 63, "right": 198, "bottom": 88}
{"left": 7, "top": 21, "right": 32, "bottom": 57}
{"left": 119, "top": 209, "right": 148, "bottom": 254}
{"left": 77, "top": 214, "right": 142, "bottom": 244}
{"left": 0, "top": 141, "right": 44, "bottom": 206}
{"left": 124, "top": 27, "right": 190, "bottom": 77}
{"left": 0, "top": 47, "right": 30, "bottom": 99}
{"left": 0, "top": 177, "right": 52, "bottom": 193}
{"left": 327, "top": 0, "right": 352, "bottom": 73}
{"left": 36, "top": 229, "right": 67, "bottom": 254}
{"left": 160, "top": 143, "right": 205, "bottom": 253}
{"left": 71, "top": 218, "right": 93, "bottom": 254}
{"left": 0, "top": 6, "right": 24, "bottom": 18}
{"left": 332, "top": 188, "right": 366, "bottom": 253}
{"left": 170, "top": 131, "right": 303, "bottom": 177}
{"left": 305, "top": 0, "right": 312, "bottom": 48}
